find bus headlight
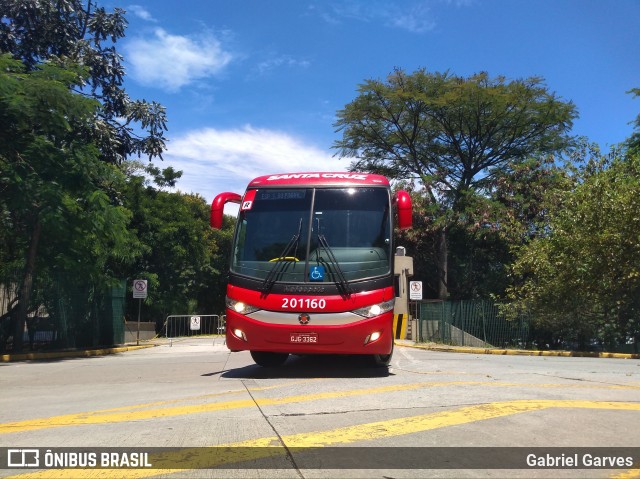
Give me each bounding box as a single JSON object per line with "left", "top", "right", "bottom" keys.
{"left": 364, "top": 331, "right": 382, "bottom": 344}
{"left": 226, "top": 296, "right": 260, "bottom": 315}
{"left": 233, "top": 329, "right": 248, "bottom": 341}
{"left": 352, "top": 299, "right": 395, "bottom": 318}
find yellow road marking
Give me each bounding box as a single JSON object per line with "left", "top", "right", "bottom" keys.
{"left": 6, "top": 399, "right": 640, "bottom": 478}
{"left": 2, "top": 380, "right": 640, "bottom": 435}
{"left": 0, "top": 381, "right": 443, "bottom": 434}
{"left": 75, "top": 379, "right": 323, "bottom": 415}
{"left": 612, "top": 470, "right": 640, "bottom": 479}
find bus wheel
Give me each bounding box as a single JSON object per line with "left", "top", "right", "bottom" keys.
{"left": 369, "top": 343, "right": 393, "bottom": 367}
{"left": 250, "top": 351, "right": 289, "bottom": 367}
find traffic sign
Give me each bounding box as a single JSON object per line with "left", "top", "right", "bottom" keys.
{"left": 190, "top": 316, "right": 201, "bottom": 331}
{"left": 133, "top": 279, "right": 148, "bottom": 299}
{"left": 409, "top": 281, "right": 423, "bottom": 300}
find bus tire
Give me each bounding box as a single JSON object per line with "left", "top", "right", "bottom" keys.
{"left": 250, "top": 351, "right": 289, "bottom": 367}
{"left": 369, "top": 342, "right": 393, "bottom": 367}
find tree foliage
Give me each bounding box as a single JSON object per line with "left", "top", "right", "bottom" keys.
{"left": 626, "top": 88, "right": 640, "bottom": 154}
{"left": 0, "top": 1, "right": 171, "bottom": 350}
{"left": 334, "top": 68, "right": 577, "bottom": 298}
{"left": 492, "top": 155, "right": 572, "bottom": 243}
{"left": 121, "top": 164, "right": 234, "bottom": 324}
{"left": 503, "top": 142, "right": 640, "bottom": 351}
{"left": 0, "top": 0, "right": 167, "bottom": 164}
{"left": 0, "top": 54, "right": 138, "bottom": 350}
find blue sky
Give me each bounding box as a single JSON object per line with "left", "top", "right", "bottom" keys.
{"left": 110, "top": 0, "right": 640, "bottom": 205}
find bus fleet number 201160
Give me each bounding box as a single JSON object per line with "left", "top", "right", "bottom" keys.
{"left": 282, "top": 298, "right": 327, "bottom": 309}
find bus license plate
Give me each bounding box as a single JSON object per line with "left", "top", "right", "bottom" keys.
{"left": 290, "top": 333, "right": 318, "bottom": 343}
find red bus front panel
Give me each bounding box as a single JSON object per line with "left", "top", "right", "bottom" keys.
{"left": 226, "top": 309, "right": 393, "bottom": 355}
{"left": 225, "top": 285, "right": 394, "bottom": 355}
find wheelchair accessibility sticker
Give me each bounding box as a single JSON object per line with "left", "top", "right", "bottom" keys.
{"left": 310, "top": 266, "right": 325, "bottom": 282}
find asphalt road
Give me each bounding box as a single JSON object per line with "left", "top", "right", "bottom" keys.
{"left": 1, "top": 338, "right": 639, "bottom": 478}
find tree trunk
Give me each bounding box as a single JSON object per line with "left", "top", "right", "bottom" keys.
{"left": 436, "top": 227, "right": 448, "bottom": 300}
{"left": 14, "top": 216, "right": 42, "bottom": 352}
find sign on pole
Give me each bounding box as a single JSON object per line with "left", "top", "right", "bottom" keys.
{"left": 133, "top": 279, "right": 148, "bottom": 299}
{"left": 133, "top": 279, "right": 148, "bottom": 346}
{"left": 409, "top": 281, "right": 423, "bottom": 300}
{"left": 190, "top": 316, "right": 201, "bottom": 331}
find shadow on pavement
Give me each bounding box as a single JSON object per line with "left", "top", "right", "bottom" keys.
{"left": 216, "top": 353, "right": 393, "bottom": 379}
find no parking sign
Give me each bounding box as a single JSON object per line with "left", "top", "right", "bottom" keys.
{"left": 132, "top": 279, "right": 148, "bottom": 346}
{"left": 133, "top": 279, "right": 148, "bottom": 299}
{"left": 409, "top": 281, "right": 423, "bottom": 300}
{"left": 190, "top": 316, "right": 201, "bottom": 331}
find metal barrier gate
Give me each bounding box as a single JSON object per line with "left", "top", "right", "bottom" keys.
{"left": 163, "top": 314, "right": 225, "bottom": 341}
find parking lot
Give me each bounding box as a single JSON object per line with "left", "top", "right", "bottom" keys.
{"left": 1, "top": 338, "right": 639, "bottom": 478}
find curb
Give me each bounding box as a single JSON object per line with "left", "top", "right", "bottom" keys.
{"left": 4, "top": 341, "right": 637, "bottom": 362}
{"left": 0, "top": 344, "right": 156, "bottom": 363}
{"left": 395, "top": 341, "right": 640, "bottom": 360}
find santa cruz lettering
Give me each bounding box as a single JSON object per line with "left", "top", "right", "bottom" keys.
{"left": 266, "top": 173, "right": 367, "bottom": 181}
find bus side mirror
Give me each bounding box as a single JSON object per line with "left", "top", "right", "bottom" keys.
{"left": 211, "top": 192, "right": 242, "bottom": 229}
{"left": 394, "top": 190, "right": 412, "bottom": 230}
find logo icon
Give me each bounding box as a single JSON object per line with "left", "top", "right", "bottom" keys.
{"left": 309, "top": 266, "right": 325, "bottom": 282}
{"left": 298, "top": 313, "right": 311, "bottom": 325}
{"left": 8, "top": 449, "right": 40, "bottom": 468}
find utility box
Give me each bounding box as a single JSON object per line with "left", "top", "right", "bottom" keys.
{"left": 393, "top": 247, "right": 414, "bottom": 339}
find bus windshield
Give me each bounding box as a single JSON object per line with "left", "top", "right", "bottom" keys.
{"left": 231, "top": 187, "right": 391, "bottom": 284}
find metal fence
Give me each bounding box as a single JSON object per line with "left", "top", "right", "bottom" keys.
{"left": 163, "top": 315, "right": 225, "bottom": 340}
{"left": 416, "top": 300, "right": 530, "bottom": 349}
{"left": 1, "top": 275, "right": 126, "bottom": 352}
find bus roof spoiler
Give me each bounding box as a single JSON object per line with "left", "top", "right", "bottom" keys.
{"left": 211, "top": 192, "right": 242, "bottom": 229}
{"left": 394, "top": 190, "right": 412, "bottom": 230}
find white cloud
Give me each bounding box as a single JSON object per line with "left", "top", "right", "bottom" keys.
{"left": 256, "top": 54, "right": 311, "bottom": 75}
{"left": 127, "top": 5, "right": 156, "bottom": 22}
{"left": 163, "top": 126, "right": 349, "bottom": 210}
{"left": 124, "top": 28, "right": 232, "bottom": 91}
{"left": 390, "top": 4, "right": 436, "bottom": 33}
{"left": 316, "top": 0, "right": 439, "bottom": 34}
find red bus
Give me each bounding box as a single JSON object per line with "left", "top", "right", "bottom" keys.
{"left": 210, "top": 172, "right": 412, "bottom": 367}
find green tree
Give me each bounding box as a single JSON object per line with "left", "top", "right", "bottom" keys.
{"left": 334, "top": 69, "right": 577, "bottom": 299}
{"left": 504, "top": 142, "right": 640, "bottom": 351}
{"left": 626, "top": 88, "right": 640, "bottom": 154}
{"left": 122, "top": 164, "right": 233, "bottom": 326}
{"left": 0, "top": 55, "right": 138, "bottom": 350}
{"left": 394, "top": 179, "right": 523, "bottom": 299}
{"left": 492, "top": 155, "right": 572, "bottom": 244}
{"left": 0, "top": 0, "right": 167, "bottom": 350}
{"left": 0, "top": 0, "right": 167, "bottom": 164}
{"left": 200, "top": 214, "right": 236, "bottom": 316}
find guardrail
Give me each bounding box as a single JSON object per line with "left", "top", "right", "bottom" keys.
{"left": 163, "top": 315, "right": 225, "bottom": 343}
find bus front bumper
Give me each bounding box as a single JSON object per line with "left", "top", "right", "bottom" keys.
{"left": 225, "top": 310, "right": 393, "bottom": 356}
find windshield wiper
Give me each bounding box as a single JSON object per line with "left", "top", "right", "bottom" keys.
{"left": 261, "top": 219, "right": 302, "bottom": 296}
{"left": 317, "top": 234, "right": 352, "bottom": 298}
